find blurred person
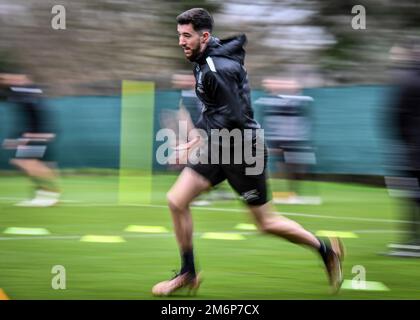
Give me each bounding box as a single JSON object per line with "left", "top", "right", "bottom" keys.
{"left": 169, "top": 73, "right": 212, "bottom": 206}
{"left": 0, "top": 68, "right": 60, "bottom": 207}
{"left": 255, "top": 78, "right": 319, "bottom": 205}
{"left": 171, "top": 73, "right": 236, "bottom": 206}
{"left": 166, "top": 73, "right": 202, "bottom": 171}
{"left": 152, "top": 8, "right": 344, "bottom": 296}
{"left": 385, "top": 43, "right": 420, "bottom": 256}
{"left": 172, "top": 73, "right": 202, "bottom": 125}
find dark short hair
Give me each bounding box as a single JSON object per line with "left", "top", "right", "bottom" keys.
{"left": 176, "top": 8, "right": 213, "bottom": 33}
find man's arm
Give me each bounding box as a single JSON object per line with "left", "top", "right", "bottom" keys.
{"left": 205, "top": 68, "right": 246, "bottom": 128}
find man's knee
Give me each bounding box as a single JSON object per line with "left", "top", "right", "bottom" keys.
{"left": 257, "top": 216, "right": 288, "bottom": 235}
{"left": 258, "top": 218, "right": 275, "bottom": 234}
{"left": 167, "top": 192, "right": 188, "bottom": 214}
{"left": 248, "top": 202, "right": 276, "bottom": 234}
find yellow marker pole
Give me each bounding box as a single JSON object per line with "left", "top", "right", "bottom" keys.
{"left": 119, "top": 81, "right": 155, "bottom": 204}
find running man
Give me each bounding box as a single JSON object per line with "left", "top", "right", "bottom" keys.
{"left": 152, "top": 8, "right": 344, "bottom": 296}
{"left": 0, "top": 69, "right": 60, "bottom": 207}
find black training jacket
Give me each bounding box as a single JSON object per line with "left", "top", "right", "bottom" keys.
{"left": 192, "top": 34, "right": 260, "bottom": 134}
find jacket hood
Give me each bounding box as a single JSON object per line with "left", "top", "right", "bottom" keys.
{"left": 195, "top": 34, "right": 247, "bottom": 64}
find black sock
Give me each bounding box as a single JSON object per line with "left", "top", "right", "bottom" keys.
{"left": 317, "top": 237, "right": 330, "bottom": 264}
{"left": 180, "top": 249, "right": 196, "bottom": 276}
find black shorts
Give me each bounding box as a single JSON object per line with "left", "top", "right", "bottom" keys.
{"left": 187, "top": 142, "right": 270, "bottom": 206}
{"left": 267, "top": 140, "right": 315, "bottom": 165}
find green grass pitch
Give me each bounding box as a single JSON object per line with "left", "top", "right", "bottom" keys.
{"left": 0, "top": 174, "right": 419, "bottom": 300}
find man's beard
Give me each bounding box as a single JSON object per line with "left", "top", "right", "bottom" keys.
{"left": 184, "top": 45, "right": 201, "bottom": 62}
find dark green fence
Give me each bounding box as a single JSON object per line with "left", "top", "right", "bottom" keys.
{"left": 0, "top": 85, "right": 398, "bottom": 175}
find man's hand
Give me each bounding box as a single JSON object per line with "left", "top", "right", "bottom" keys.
{"left": 170, "top": 136, "right": 203, "bottom": 165}
{"left": 174, "top": 136, "right": 201, "bottom": 151}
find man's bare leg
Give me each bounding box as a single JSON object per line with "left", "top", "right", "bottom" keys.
{"left": 11, "top": 159, "right": 60, "bottom": 206}
{"left": 167, "top": 167, "right": 211, "bottom": 252}
{"left": 152, "top": 167, "right": 211, "bottom": 296}
{"left": 249, "top": 202, "right": 320, "bottom": 248}
{"left": 248, "top": 202, "right": 344, "bottom": 292}
{"left": 11, "top": 159, "right": 58, "bottom": 188}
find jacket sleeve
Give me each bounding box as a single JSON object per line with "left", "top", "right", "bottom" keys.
{"left": 204, "top": 67, "right": 246, "bottom": 128}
